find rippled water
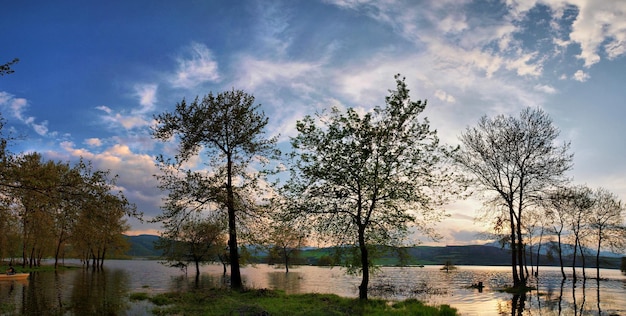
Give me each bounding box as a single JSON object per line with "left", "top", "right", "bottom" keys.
{"left": 0, "top": 260, "right": 624, "bottom": 315}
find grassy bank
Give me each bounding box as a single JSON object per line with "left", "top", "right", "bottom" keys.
{"left": 131, "top": 288, "right": 457, "bottom": 315}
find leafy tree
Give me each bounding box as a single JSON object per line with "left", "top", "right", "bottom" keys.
{"left": 152, "top": 89, "right": 278, "bottom": 290}
{"left": 286, "top": 74, "right": 462, "bottom": 300}
{"left": 455, "top": 107, "right": 573, "bottom": 287}
{"left": 156, "top": 213, "right": 227, "bottom": 277}
{"left": 0, "top": 58, "right": 18, "bottom": 76}
{"left": 71, "top": 163, "right": 137, "bottom": 269}
{"left": 266, "top": 222, "right": 307, "bottom": 273}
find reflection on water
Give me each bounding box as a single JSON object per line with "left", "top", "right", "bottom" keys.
{"left": 0, "top": 261, "right": 625, "bottom": 315}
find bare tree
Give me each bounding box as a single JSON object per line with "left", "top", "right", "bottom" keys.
{"left": 456, "top": 107, "right": 573, "bottom": 288}
{"left": 588, "top": 188, "right": 626, "bottom": 280}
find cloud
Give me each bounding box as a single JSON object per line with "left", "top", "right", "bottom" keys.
{"left": 434, "top": 89, "right": 456, "bottom": 103}
{"left": 567, "top": 0, "right": 626, "bottom": 67}
{"left": 57, "top": 141, "right": 164, "bottom": 219}
{"left": 0, "top": 91, "right": 50, "bottom": 136}
{"left": 84, "top": 138, "right": 103, "bottom": 147}
{"left": 134, "top": 83, "right": 158, "bottom": 111}
{"left": 170, "top": 42, "right": 220, "bottom": 89}
{"left": 572, "top": 69, "right": 590, "bottom": 82}
{"left": 534, "top": 84, "right": 557, "bottom": 94}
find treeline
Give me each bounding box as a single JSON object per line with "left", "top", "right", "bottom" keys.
{"left": 0, "top": 129, "right": 140, "bottom": 269}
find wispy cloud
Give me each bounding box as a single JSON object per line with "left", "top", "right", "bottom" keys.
{"left": 134, "top": 83, "right": 158, "bottom": 112}
{"left": 0, "top": 91, "right": 49, "bottom": 136}
{"left": 170, "top": 42, "right": 220, "bottom": 89}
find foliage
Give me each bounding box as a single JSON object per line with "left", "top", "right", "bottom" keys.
{"left": 0, "top": 58, "right": 18, "bottom": 76}
{"left": 455, "top": 107, "right": 573, "bottom": 287}
{"left": 155, "top": 212, "right": 227, "bottom": 276}
{"left": 148, "top": 288, "right": 457, "bottom": 316}
{"left": 152, "top": 89, "right": 279, "bottom": 290}
{"left": 285, "top": 74, "right": 464, "bottom": 299}
{"left": 265, "top": 221, "right": 307, "bottom": 272}
{"left": 0, "top": 116, "right": 139, "bottom": 269}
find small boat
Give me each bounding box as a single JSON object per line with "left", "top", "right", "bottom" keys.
{"left": 0, "top": 273, "right": 30, "bottom": 281}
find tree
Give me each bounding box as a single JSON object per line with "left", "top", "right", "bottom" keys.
{"left": 544, "top": 187, "right": 574, "bottom": 279}
{"left": 152, "top": 89, "right": 278, "bottom": 291}
{"left": 565, "top": 185, "right": 594, "bottom": 281}
{"left": 455, "top": 107, "right": 573, "bottom": 287}
{"left": 156, "top": 213, "right": 227, "bottom": 278}
{"left": 0, "top": 58, "right": 18, "bottom": 76}
{"left": 588, "top": 188, "right": 626, "bottom": 280}
{"left": 286, "top": 74, "right": 462, "bottom": 300}
{"left": 266, "top": 222, "right": 307, "bottom": 273}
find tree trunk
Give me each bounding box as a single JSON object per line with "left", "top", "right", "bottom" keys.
{"left": 227, "top": 156, "right": 242, "bottom": 290}
{"left": 595, "top": 232, "right": 601, "bottom": 281}
{"left": 509, "top": 210, "right": 520, "bottom": 286}
{"left": 557, "top": 232, "right": 566, "bottom": 279}
{"left": 358, "top": 224, "right": 369, "bottom": 300}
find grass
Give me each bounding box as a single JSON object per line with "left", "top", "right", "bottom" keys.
{"left": 132, "top": 288, "right": 457, "bottom": 315}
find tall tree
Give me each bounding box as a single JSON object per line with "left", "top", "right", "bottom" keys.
{"left": 152, "top": 89, "right": 278, "bottom": 291}
{"left": 455, "top": 107, "right": 573, "bottom": 287}
{"left": 286, "top": 74, "right": 462, "bottom": 300}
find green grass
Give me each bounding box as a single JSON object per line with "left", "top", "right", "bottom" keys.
{"left": 145, "top": 288, "right": 457, "bottom": 316}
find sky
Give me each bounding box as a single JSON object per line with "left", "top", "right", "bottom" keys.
{"left": 1, "top": 0, "right": 625, "bottom": 246}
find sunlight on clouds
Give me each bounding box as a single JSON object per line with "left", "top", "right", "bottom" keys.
{"left": 84, "top": 138, "right": 102, "bottom": 147}
{"left": 171, "top": 42, "right": 220, "bottom": 89}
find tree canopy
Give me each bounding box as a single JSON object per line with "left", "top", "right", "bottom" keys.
{"left": 152, "top": 89, "right": 278, "bottom": 290}
{"left": 285, "top": 74, "right": 463, "bottom": 300}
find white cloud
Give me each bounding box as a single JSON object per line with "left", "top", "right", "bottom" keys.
{"left": 84, "top": 138, "right": 103, "bottom": 147}
{"left": 0, "top": 91, "right": 50, "bottom": 136}
{"left": 134, "top": 84, "right": 158, "bottom": 111}
{"left": 434, "top": 89, "right": 456, "bottom": 103}
{"left": 572, "top": 69, "right": 590, "bottom": 82}
{"left": 533, "top": 84, "right": 557, "bottom": 94}
{"left": 170, "top": 42, "right": 220, "bottom": 89}
{"left": 97, "top": 105, "right": 150, "bottom": 130}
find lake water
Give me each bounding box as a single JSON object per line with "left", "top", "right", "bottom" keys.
{"left": 0, "top": 260, "right": 624, "bottom": 315}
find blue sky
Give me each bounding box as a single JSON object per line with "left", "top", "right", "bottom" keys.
{"left": 1, "top": 0, "right": 625, "bottom": 245}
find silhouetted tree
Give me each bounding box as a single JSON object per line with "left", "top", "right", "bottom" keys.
{"left": 588, "top": 188, "right": 626, "bottom": 280}
{"left": 456, "top": 107, "right": 572, "bottom": 287}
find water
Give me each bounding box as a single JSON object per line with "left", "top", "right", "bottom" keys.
{"left": 0, "top": 260, "right": 624, "bottom": 315}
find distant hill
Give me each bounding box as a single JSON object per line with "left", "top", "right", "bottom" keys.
{"left": 124, "top": 234, "right": 162, "bottom": 257}
{"left": 123, "top": 235, "right": 623, "bottom": 269}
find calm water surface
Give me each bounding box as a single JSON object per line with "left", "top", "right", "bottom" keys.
{"left": 0, "top": 260, "right": 624, "bottom": 315}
